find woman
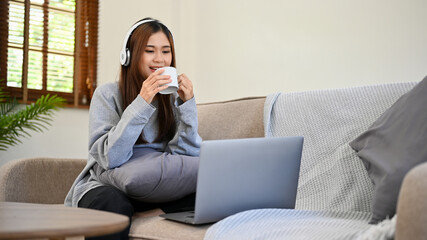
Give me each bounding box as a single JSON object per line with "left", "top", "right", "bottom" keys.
{"left": 65, "top": 18, "right": 201, "bottom": 240}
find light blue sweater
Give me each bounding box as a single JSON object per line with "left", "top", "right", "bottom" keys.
{"left": 64, "top": 82, "right": 202, "bottom": 207}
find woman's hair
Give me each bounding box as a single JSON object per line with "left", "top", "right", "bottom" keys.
{"left": 119, "top": 18, "right": 176, "bottom": 144}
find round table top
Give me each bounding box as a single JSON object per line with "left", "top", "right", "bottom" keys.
{"left": 0, "top": 202, "right": 129, "bottom": 239}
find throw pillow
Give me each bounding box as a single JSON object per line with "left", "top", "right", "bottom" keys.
{"left": 349, "top": 76, "right": 427, "bottom": 224}
{"left": 94, "top": 147, "right": 199, "bottom": 203}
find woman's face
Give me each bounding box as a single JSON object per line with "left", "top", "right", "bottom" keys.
{"left": 139, "top": 31, "right": 172, "bottom": 78}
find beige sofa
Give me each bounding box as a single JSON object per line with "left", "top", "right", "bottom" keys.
{"left": 0, "top": 95, "right": 426, "bottom": 239}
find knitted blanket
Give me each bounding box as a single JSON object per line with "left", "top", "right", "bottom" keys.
{"left": 264, "top": 82, "right": 416, "bottom": 212}
{"left": 205, "top": 209, "right": 371, "bottom": 240}
{"left": 205, "top": 82, "right": 416, "bottom": 240}
{"left": 204, "top": 209, "right": 396, "bottom": 240}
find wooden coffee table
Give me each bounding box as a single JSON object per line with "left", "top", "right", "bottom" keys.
{"left": 0, "top": 202, "right": 129, "bottom": 239}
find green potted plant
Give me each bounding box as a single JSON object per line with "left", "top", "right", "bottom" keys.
{"left": 0, "top": 82, "right": 65, "bottom": 151}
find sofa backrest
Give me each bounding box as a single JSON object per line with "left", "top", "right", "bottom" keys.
{"left": 197, "top": 97, "right": 266, "bottom": 140}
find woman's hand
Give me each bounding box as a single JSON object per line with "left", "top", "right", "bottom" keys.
{"left": 139, "top": 69, "right": 172, "bottom": 104}
{"left": 177, "top": 73, "right": 194, "bottom": 102}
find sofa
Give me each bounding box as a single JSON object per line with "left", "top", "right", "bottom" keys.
{"left": 1, "top": 81, "right": 426, "bottom": 240}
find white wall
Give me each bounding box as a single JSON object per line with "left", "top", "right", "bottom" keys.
{"left": 1, "top": 0, "right": 427, "bottom": 166}
{"left": 192, "top": 0, "right": 427, "bottom": 102}
{"left": 99, "top": 0, "right": 427, "bottom": 103}
{"left": 0, "top": 108, "right": 89, "bottom": 166}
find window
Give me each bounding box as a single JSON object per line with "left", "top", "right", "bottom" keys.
{"left": 0, "top": 0, "right": 99, "bottom": 107}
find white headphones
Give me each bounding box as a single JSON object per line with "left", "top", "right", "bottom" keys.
{"left": 119, "top": 19, "right": 155, "bottom": 66}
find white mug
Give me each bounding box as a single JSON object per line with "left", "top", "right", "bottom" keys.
{"left": 157, "top": 67, "right": 179, "bottom": 94}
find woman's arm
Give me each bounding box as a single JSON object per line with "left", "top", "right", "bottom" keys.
{"left": 88, "top": 83, "right": 156, "bottom": 169}
{"left": 166, "top": 97, "right": 202, "bottom": 156}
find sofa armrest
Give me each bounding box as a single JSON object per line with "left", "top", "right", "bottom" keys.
{"left": 395, "top": 162, "right": 427, "bottom": 240}
{"left": 0, "top": 158, "right": 86, "bottom": 204}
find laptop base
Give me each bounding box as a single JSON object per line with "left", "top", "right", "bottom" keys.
{"left": 160, "top": 211, "right": 211, "bottom": 225}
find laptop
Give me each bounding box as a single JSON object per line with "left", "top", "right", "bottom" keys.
{"left": 160, "top": 136, "right": 304, "bottom": 225}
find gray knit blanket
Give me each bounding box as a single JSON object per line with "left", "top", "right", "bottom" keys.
{"left": 205, "top": 82, "right": 416, "bottom": 240}
{"left": 205, "top": 209, "right": 372, "bottom": 240}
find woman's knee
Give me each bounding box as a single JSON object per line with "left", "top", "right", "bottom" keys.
{"left": 79, "top": 186, "right": 134, "bottom": 218}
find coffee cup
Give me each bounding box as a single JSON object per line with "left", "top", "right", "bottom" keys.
{"left": 157, "top": 67, "right": 179, "bottom": 94}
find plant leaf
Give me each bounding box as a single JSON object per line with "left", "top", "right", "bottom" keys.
{"left": 0, "top": 89, "right": 66, "bottom": 151}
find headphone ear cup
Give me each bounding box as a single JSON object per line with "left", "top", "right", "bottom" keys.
{"left": 120, "top": 48, "right": 130, "bottom": 66}
{"left": 125, "top": 49, "right": 130, "bottom": 66}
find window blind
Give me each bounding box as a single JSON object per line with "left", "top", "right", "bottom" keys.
{"left": 0, "top": 0, "right": 99, "bottom": 107}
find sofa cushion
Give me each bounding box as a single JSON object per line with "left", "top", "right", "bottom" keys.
{"left": 349, "top": 76, "right": 427, "bottom": 223}
{"left": 130, "top": 215, "right": 210, "bottom": 240}
{"left": 197, "top": 97, "right": 265, "bottom": 140}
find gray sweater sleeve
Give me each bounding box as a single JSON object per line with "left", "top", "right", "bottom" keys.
{"left": 88, "top": 83, "right": 156, "bottom": 170}
{"left": 166, "top": 97, "right": 202, "bottom": 156}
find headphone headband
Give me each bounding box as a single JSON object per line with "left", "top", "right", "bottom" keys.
{"left": 120, "top": 19, "right": 155, "bottom": 66}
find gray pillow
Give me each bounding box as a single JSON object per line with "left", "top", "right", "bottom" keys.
{"left": 94, "top": 148, "right": 199, "bottom": 203}
{"left": 349, "top": 76, "right": 427, "bottom": 224}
